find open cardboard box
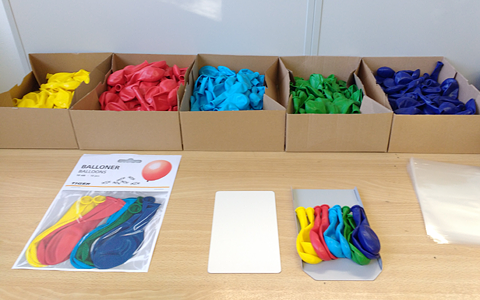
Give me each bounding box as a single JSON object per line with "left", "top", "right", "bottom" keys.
{"left": 180, "top": 54, "right": 286, "bottom": 151}
{"left": 279, "top": 56, "right": 393, "bottom": 152}
{"left": 0, "top": 53, "right": 112, "bottom": 148}
{"left": 292, "top": 188, "right": 383, "bottom": 281}
{"left": 70, "top": 53, "right": 195, "bottom": 150}
{"left": 361, "top": 57, "right": 480, "bottom": 153}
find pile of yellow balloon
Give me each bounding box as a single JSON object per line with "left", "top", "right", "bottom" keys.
{"left": 13, "top": 69, "right": 90, "bottom": 109}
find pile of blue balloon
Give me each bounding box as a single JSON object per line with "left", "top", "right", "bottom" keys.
{"left": 375, "top": 61, "right": 476, "bottom": 115}
{"left": 190, "top": 66, "right": 265, "bottom": 111}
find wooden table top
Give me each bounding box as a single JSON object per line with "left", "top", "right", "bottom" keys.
{"left": 1, "top": 149, "right": 479, "bottom": 299}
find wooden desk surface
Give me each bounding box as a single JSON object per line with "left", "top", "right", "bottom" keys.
{"left": 1, "top": 149, "right": 480, "bottom": 299}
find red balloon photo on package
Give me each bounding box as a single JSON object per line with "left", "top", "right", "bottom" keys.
{"left": 142, "top": 160, "right": 172, "bottom": 181}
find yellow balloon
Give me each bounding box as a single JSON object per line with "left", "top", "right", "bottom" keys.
{"left": 13, "top": 69, "right": 90, "bottom": 109}
{"left": 36, "top": 91, "right": 50, "bottom": 108}
{"left": 26, "top": 195, "right": 105, "bottom": 267}
{"left": 73, "top": 69, "right": 90, "bottom": 84}
{"left": 49, "top": 88, "right": 72, "bottom": 109}
{"left": 16, "top": 97, "right": 37, "bottom": 108}
{"left": 46, "top": 72, "right": 73, "bottom": 82}
{"left": 295, "top": 207, "right": 322, "bottom": 264}
{"left": 59, "top": 80, "right": 81, "bottom": 91}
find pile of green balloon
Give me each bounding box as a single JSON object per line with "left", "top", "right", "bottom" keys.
{"left": 290, "top": 74, "right": 363, "bottom": 114}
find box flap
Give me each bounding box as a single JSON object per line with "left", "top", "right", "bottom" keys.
{"left": 280, "top": 56, "right": 361, "bottom": 82}
{"left": 362, "top": 56, "right": 445, "bottom": 75}
{"left": 29, "top": 53, "right": 113, "bottom": 85}
{"left": 359, "top": 96, "right": 392, "bottom": 114}
{"left": 6, "top": 72, "right": 40, "bottom": 103}
{"left": 455, "top": 71, "right": 480, "bottom": 110}
{"left": 358, "top": 60, "right": 390, "bottom": 109}
{"left": 0, "top": 91, "right": 12, "bottom": 107}
{"left": 277, "top": 58, "right": 290, "bottom": 108}
{"left": 263, "top": 95, "right": 285, "bottom": 111}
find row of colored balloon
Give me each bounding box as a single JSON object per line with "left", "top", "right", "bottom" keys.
{"left": 295, "top": 204, "right": 380, "bottom": 265}
{"left": 14, "top": 59, "right": 474, "bottom": 116}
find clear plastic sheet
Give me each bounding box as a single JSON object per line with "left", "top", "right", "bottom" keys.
{"left": 407, "top": 158, "right": 480, "bottom": 245}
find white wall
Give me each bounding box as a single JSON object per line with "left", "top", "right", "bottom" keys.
{"left": 0, "top": 0, "right": 29, "bottom": 92}
{"left": 9, "top": 0, "right": 309, "bottom": 55}
{"left": 318, "top": 0, "right": 480, "bottom": 88}
{"left": 2, "top": 0, "right": 480, "bottom": 91}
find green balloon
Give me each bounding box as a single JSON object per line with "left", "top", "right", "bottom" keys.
{"left": 290, "top": 73, "right": 363, "bottom": 115}
{"left": 342, "top": 206, "right": 371, "bottom": 265}
{"left": 305, "top": 99, "right": 327, "bottom": 114}
{"left": 293, "top": 90, "right": 307, "bottom": 114}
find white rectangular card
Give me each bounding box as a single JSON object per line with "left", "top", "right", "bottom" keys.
{"left": 208, "top": 191, "right": 281, "bottom": 273}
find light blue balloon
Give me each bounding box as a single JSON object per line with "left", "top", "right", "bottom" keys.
{"left": 191, "top": 65, "right": 265, "bottom": 111}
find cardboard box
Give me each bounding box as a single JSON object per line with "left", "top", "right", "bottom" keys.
{"left": 70, "top": 53, "right": 195, "bottom": 150}
{"left": 279, "top": 56, "right": 393, "bottom": 152}
{"left": 362, "top": 57, "right": 480, "bottom": 153}
{"left": 292, "top": 188, "right": 383, "bottom": 280}
{"left": 180, "top": 54, "right": 286, "bottom": 151}
{"left": 0, "top": 53, "right": 112, "bottom": 148}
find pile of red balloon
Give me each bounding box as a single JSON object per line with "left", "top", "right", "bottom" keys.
{"left": 99, "top": 60, "right": 188, "bottom": 111}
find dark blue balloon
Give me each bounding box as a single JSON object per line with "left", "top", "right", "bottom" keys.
{"left": 377, "top": 67, "right": 395, "bottom": 78}
{"left": 395, "top": 71, "right": 413, "bottom": 85}
{"left": 90, "top": 197, "right": 160, "bottom": 269}
{"left": 350, "top": 205, "right": 380, "bottom": 259}
{"left": 376, "top": 61, "right": 476, "bottom": 115}
{"left": 382, "top": 78, "right": 396, "bottom": 88}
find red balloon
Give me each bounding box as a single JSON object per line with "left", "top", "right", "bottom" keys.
{"left": 142, "top": 160, "right": 172, "bottom": 181}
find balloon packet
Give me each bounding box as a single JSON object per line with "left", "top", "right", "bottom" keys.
{"left": 12, "top": 154, "right": 181, "bottom": 272}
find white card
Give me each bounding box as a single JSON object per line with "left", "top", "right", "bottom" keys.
{"left": 208, "top": 191, "right": 281, "bottom": 273}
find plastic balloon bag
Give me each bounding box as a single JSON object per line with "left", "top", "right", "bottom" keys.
{"left": 12, "top": 154, "right": 182, "bottom": 272}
